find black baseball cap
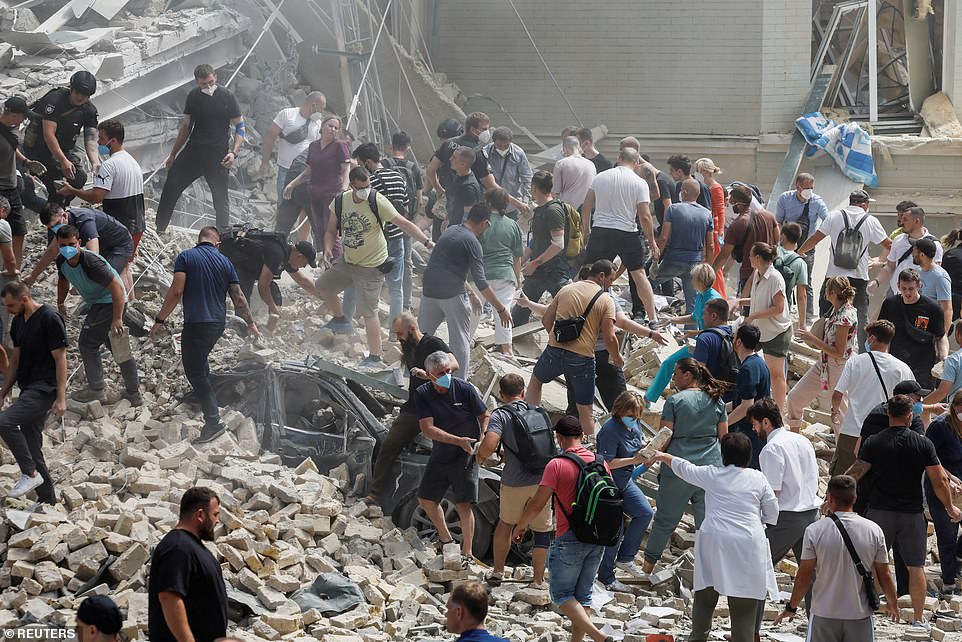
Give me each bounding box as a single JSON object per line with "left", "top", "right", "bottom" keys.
{"left": 294, "top": 241, "right": 317, "bottom": 268}
{"left": 893, "top": 380, "right": 931, "bottom": 397}
{"left": 849, "top": 189, "right": 876, "bottom": 204}
{"left": 3, "top": 97, "right": 28, "bottom": 115}
{"left": 554, "top": 415, "right": 584, "bottom": 437}
{"left": 77, "top": 595, "right": 123, "bottom": 635}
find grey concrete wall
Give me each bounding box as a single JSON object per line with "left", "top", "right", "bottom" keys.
{"left": 431, "top": 0, "right": 809, "bottom": 137}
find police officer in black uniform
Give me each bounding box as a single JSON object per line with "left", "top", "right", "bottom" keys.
{"left": 22, "top": 71, "right": 99, "bottom": 206}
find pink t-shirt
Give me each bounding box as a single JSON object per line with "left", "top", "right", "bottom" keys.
{"left": 540, "top": 445, "right": 612, "bottom": 537}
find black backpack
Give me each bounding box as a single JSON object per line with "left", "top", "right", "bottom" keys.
{"left": 701, "top": 327, "right": 739, "bottom": 384}
{"left": 497, "top": 402, "right": 559, "bottom": 474}
{"left": 219, "top": 224, "right": 288, "bottom": 278}
{"left": 334, "top": 189, "right": 384, "bottom": 237}
{"left": 382, "top": 157, "right": 420, "bottom": 218}
{"left": 554, "top": 452, "right": 623, "bottom": 546}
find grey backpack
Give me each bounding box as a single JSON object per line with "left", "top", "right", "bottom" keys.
{"left": 833, "top": 209, "right": 869, "bottom": 270}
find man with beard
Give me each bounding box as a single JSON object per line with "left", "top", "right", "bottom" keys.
{"left": 148, "top": 487, "right": 227, "bottom": 642}
{"left": 365, "top": 312, "right": 456, "bottom": 505}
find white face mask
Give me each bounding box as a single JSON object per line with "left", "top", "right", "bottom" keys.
{"left": 478, "top": 129, "right": 493, "bottom": 146}
{"left": 355, "top": 187, "right": 371, "bottom": 200}
{"left": 201, "top": 84, "right": 217, "bottom": 96}
{"left": 495, "top": 147, "right": 509, "bottom": 157}
{"left": 800, "top": 188, "right": 814, "bottom": 200}
{"left": 309, "top": 112, "right": 324, "bottom": 122}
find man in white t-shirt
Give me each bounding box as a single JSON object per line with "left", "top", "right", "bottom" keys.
{"left": 580, "top": 148, "right": 659, "bottom": 323}
{"left": 774, "top": 475, "right": 898, "bottom": 637}
{"left": 799, "top": 189, "right": 892, "bottom": 350}
{"left": 258, "top": 92, "right": 326, "bottom": 201}
{"left": 57, "top": 119, "right": 144, "bottom": 298}
{"left": 870, "top": 206, "right": 942, "bottom": 296}
{"left": 551, "top": 137, "right": 596, "bottom": 209}
{"left": 831, "top": 319, "right": 913, "bottom": 476}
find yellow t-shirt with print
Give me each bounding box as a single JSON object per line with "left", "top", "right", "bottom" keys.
{"left": 336, "top": 191, "right": 399, "bottom": 268}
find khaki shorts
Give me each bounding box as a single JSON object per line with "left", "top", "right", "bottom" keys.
{"left": 500, "top": 483, "right": 552, "bottom": 532}
{"left": 315, "top": 259, "right": 384, "bottom": 318}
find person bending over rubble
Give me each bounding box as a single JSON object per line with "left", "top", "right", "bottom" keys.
{"left": 415, "top": 350, "right": 490, "bottom": 565}
{"left": 0, "top": 281, "right": 66, "bottom": 503}
{"left": 26, "top": 202, "right": 133, "bottom": 287}
{"left": 155, "top": 64, "right": 245, "bottom": 231}
{"left": 54, "top": 224, "right": 142, "bottom": 406}
{"left": 150, "top": 227, "right": 258, "bottom": 445}
{"left": 365, "top": 312, "right": 456, "bottom": 505}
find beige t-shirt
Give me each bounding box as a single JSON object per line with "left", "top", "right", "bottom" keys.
{"left": 548, "top": 280, "right": 617, "bottom": 358}
{"left": 750, "top": 263, "right": 792, "bottom": 341}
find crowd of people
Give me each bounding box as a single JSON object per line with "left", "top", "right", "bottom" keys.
{"left": 4, "top": 63, "right": 962, "bottom": 642}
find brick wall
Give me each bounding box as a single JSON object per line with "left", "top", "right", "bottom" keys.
{"left": 431, "top": 0, "right": 809, "bottom": 136}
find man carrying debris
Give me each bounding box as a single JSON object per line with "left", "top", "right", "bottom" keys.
{"left": 57, "top": 118, "right": 145, "bottom": 299}
{"left": 746, "top": 398, "right": 820, "bottom": 635}
{"left": 0, "top": 97, "right": 31, "bottom": 269}
{"left": 846, "top": 394, "right": 961, "bottom": 631}
{"left": 365, "top": 312, "right": 456, "bottom": 505}
{"left": 22, "top": 71, "right": 99, "bottom": 207}
{"left": 316, "top": 166, "right": 433, "bottom": 366}
{"left": 76, "top": 595, "right": 124, "bottom": 642}
{"left": 26, "top": 203, "right": 133, "bottom": 284}
{"left": 774, "top": 475, "right": 899, "bottom": 638}
{"left": 416, "top": 350, "right": 490, "bottom": 565}
{"left": 54, "top": 224, "right": 142, "bottom": 406}
{"left": 155, "top": 64, "right": 245, "bottom": 232}
{"left": 150, "top": 227, "right": 258, "bottom": 444}
{"left": 0, "top": 281, "right": 66, "bottom": 504}
{"left": 258, "top": 91, "right": 326, "bottom": 202}
{"left": 148, "top": 487, "right": 228, "bottom": 642}
{"left": 420, "top": 203, "right": 511, "bottom": 378}
{"left": 512, "top": 416, "right": 615, "bottom": 642}
{"left": 476, "top": 374, "right": 553, "bottom": 589}
{"left": 527, "top": 260, "right": 619, "bottom": 436}
{"left": 443, "top": 581, "right": 509, "bottom": 642}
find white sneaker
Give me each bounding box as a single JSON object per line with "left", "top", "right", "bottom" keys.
{"left": 8, "top": 474, "right": 42, "bottom": 498}
{"left": 616, "top": 560, "right": 651, "bottom": 581}
{"left": 604, "top": 579, "right": 632, "bottom": 593}
{"left": 911, "top": 620, "right": 931, "bottom": 631}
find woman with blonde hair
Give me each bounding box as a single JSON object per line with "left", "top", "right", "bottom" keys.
{"left": 595, "top": 391, "right": 654, "bottom": 591}
{"left": 694, "top": 157, "right": 727, "bottom": 297}
{"left": 786, "top": 276, "right": 858, "bottom": 429}
{"left": 925, "top": 388, "right": 962, "bottom": 592}
{"left": 644, "top": 263, "right": 722, "bottom": 405}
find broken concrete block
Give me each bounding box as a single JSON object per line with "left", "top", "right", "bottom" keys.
{"left": 109, "top": 543, "right": 149, "bottom": 581}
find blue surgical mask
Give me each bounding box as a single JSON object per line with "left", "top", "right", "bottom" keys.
{"left": 623, "top": 417, "right": 640, "bottom": 431}
{"left": 98, "top": 144, "right": 111, "bottom": 157}
{"left": 913, "top": 401, "right": 923, "bottom": 417}
{"left": 51, "top": 224, "right": 64, "bottom": 233}
{"left": 59, "top": 246, "right": 79, "bottom": 260}
{"left": 864, "top": 339, "right": 872, "bottom": 353}
{"left": 435, "top": 373, "right": 452, "bottom": 389}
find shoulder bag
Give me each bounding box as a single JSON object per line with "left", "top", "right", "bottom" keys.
{"left": 829, "top": 513, "right": 881, "bottom": 610}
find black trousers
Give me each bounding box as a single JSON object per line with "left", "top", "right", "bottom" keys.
{"left": 511, "top": 263, "right": 570, "bottom": 326}
{"left": 181, "top": 321, "right": 225, "bottom": 424}
{"left": 78, "top": 303, "right": 140, "bottom": 393}
{"left": 156, "top": 145, "right": 230, "bottom": 231}
{"left": 0, "top": 386, "right": 56, "bottom": 504}
{"left": 565, "top": 348, "right": 626, "bottom": 415}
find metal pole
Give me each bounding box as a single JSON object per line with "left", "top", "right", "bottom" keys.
{"left": 868, "top": 0, "right": 879, "bottom": 122}
{"left": 346, "top": 0, "right": 394, "bottom": 131}
{"left": 226, "top": 0, "right": 288, "bottom": 87}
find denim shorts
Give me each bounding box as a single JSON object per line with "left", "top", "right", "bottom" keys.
{"left": 548, "top": 530, "right": 604, "bottom": 607}
{"left": 533, "top": 346, "right": 596, "bottom": 406}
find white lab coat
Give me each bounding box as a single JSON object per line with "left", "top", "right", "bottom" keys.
{"left": 670, "top": 458, "right": 780, "bottom": 600}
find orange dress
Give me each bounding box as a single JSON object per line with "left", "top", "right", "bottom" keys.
{"left": 708, "top": 181, "right": 727, "bottom": 297}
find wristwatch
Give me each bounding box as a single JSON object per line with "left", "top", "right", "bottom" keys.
{"left": 784, "top": 604, "right": 798, "bottom": 613}
{"left": 154, "top": 317, "right": 166, "bottom": 325}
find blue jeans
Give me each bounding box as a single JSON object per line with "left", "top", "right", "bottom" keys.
{"left": 402, "top": 234, "right": 414, "bottom": 310}
{"left": 548, "top": 530, "right": 604, "bottom": 607}
{"left": 533, "top": 346, "right": 596, "bottom": 406}
{"left": 598, "top": 480, "right": 654, "bottom": 585}
{"left": 651, "top": 258, "right": 698, "bottom": 315}
{"left": 386, "top": 236, "right": 404, "bottom": 320}
{"left": 927, "top": 483, "right": 962, "bottom": 585}
{"left": 276, "top": 167, "right": 288, "bottom": 204}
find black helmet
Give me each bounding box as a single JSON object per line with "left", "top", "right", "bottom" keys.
{"left": 436, "top": 117, "right": 464, "bottom": 139}
{"left": 69, "top": 71, "right": 97, "bottom": 97}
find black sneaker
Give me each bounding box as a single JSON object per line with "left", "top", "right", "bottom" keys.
{"left": 192, "top": 421, "right": 226, "bottom": 445}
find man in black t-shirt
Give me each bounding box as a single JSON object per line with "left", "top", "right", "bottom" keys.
{"left": 25, "top": 203, "right": 133, "bottom": 284}
{"left": 219, "top": 233, "right": 321, "bottom": 330}
{"left": 148, "top": 487, "right": 228, "bottom": 642}
{"left": 427, "top": 112, "right": 494, "bottom": 195}
{"left": 577, "top": 127, "right": 613, "bottom": 174}
{"left": 848, "top": 394, "right": 960, "bottom": 625}
{"left": 156, "top": 64, "right": 245, "bottom": 231}
{"left": 511, "top": 170, "right": 570, "bottom": 326}
{"left": 0, "top": 282, "right": 67, "bottom": 504}
{"left": 878, "top": 269, "right": 946, "bottom": 388}
{"left": 365, "top": 312, "right": 456, "bottom": 505}
{"left": 446, "top": 147, "right": 483, "bottom": 227}
{"left": 22, "top": 71, "right": 99, "bottom": 206}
